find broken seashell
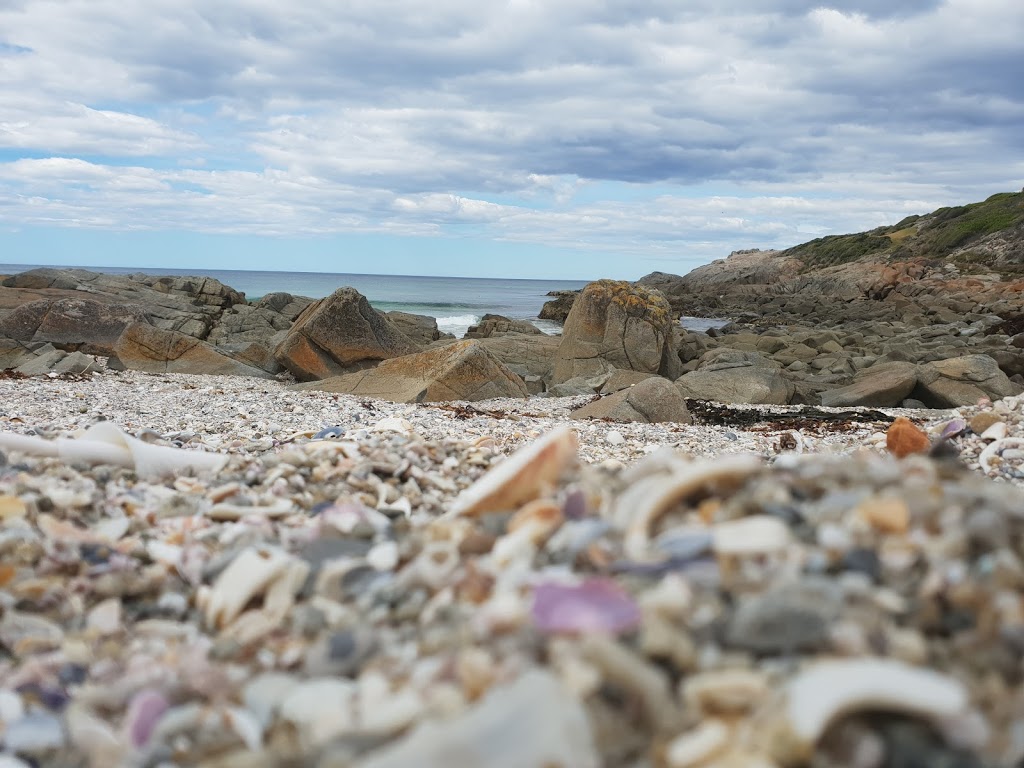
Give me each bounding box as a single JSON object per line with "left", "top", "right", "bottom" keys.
{"left": 666, "top": 719, "right": 730, "bottom": 767}
{"left": 615, "top": 454, "right": 763, "bottom": 562}
{"left": 198, "top": 547, "right": 302, "bottom": 630}
{"left": 449, "top": 426, "right": 579, "bottom": 516}
{"left": 979, "top": 421, "right": 1008, "bottom": 441}
{"left": 207, "top": 498, "right": 295, "bottom": 521}
{"left": 979, "top": 437, "right": 1024, "bottom": 473}
{"left": 370, "top": 417, "right": 416, "bottom": 435}
{"left": 0, "top": 421, "right": 226, "bottom": 479}
{"left": 768, "top": 658, "right": 969, "bottom": 764}
{"left": 531, "top": 578, "right": 641, "bottom": 635}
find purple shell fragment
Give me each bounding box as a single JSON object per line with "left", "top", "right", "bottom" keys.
{"left": 531, "top": 578, "right": 642, "bottom": 635}
{"left": 125, "top": 689, "right": 170, "bottom": 749}
{"left": 940, "top": 419, "right": 967, "bottom": 440}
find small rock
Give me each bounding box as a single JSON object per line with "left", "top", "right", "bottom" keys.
{"left": 969, "top": 411, "right": 1002, "bottom": 435}
{"left": 725, "top": 579, "right": 842, "bottom": 654}
{"left": 885, "top": 416, "right": 930, "bottom": 459}
{"left": 3, "top": 712, "right": 67, "bottom": 753}
{"left": 605, "top": 430, "right": 625, "bottom": 446}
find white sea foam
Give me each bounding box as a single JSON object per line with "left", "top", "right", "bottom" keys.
{"left": 435, "top": 314, "right": 481, "bottom": 338}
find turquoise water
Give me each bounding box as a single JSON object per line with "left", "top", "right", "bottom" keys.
{"left": 0, "top": 264, "right": 725, "bottom": 337}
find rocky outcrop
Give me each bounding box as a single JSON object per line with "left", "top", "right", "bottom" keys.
{"left": 538, "top": 290, "right": 579, "bottom": 323}
{"left": 552, "top": 280, "right": 680, "bottom": 384}
{"left": 386, "top": 311, "right": 453, "bottom": 346}
{"left": 0, "top": 268, "right": 246, "bottom": 340}
{"left": 571, "top": 377, "right": 692, "bottom": 424}
{"left": 295, "top": 340, "right": 529, "bottom": 403}
{"left": 274, "top": 287, "right": 419, "bottom": 381}
{"left": 0, "top": 298, "right": 147, "bottom": 354}
{"left": 110, "top": 322, "right": 273, "bottom": 378}
{"left": 465, "top": 314, "right": 543, "bottom": 338}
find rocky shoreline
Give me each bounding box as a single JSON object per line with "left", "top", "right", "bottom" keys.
{"left": 3, "top": 198, "right": 1024, "bottom": 768}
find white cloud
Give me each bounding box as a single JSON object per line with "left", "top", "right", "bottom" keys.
{"left": 0, "top": 0, "right": 1022, "bottom": 270}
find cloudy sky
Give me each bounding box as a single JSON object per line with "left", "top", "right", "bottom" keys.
{"left": 1, "top": 0, "right": 1022, "bottom": 280}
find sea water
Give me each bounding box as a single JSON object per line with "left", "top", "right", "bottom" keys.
{"left": 0, "top": 264, "right": 726, "bottom": 337}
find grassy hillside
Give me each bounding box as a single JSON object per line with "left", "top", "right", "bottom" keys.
{"left": 783, "top": 191, "right": 1024, "bottom": 274}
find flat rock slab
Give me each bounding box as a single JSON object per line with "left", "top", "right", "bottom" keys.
{"left": 295, "top": 339, "right": 529, "bottom": 403}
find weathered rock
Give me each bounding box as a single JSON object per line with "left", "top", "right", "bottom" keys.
{"left": 695, "top": 348, "right": 781, "bottom": 372}
{"left": 385, "top": 311, "right": 452, "bottom": 346}
{"left": 253, "top": 293, "right": 316, "bottom": 320}
{"left": 110, "top": 322, "right": 273, "bottom": 378}
{"left": 207, "top": 304, "right": 297, "bottom": 347}
{"left": 571, "top": 377, "right": 692, "bottom": 424}
{"left": 15, "top": 349, "right": 98, "bottom": 376}
{"left": 274, "top": 287, "right": 419, "bottom": 381}
{"left": 295, "top": 340, "right": 529, "bottom": 403}
{"left": 819, "top": 361, "right": 919, "bottom": 408}
{"left": 600, "top": 369, "right": 661, "bottom": 394}
{"left": 915, "top": 354, "right": 1023, "bottom": 407}
{"left": 0, "top": 338, "right": 31, "bottom": 370}
{"left": 0, "top": 298, "right": 147, "bottom": 354}
{"left": 465, "top": 314, "right": 544, "bottom": 339}
{"left": 0, "top": 268, "right": 246, "bottom": 340}
{"left": 676, "top": 367, "right": 794, "bottom": 405}
{"left": 538, "top": 290, "right": 579, "bottom": 323}
{"left": 553, "top": 280, "right": 680, "bottom": 384}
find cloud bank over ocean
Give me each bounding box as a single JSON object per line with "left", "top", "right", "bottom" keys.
{"left": 1, "top": 0, "right": 1021, "bottom": 278}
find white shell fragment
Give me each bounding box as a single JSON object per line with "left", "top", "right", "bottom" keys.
{"left": 979, "top": 437, "right": 1024, "bottom": 473}
{"left": 198, "top": 547, "right": 308, "bottom": 633}
{"left": 449, "top": 426, "right": 578, "bottom": 516}
{"left": 772, "top": 658, "right": 969, "bottom": 763}
{"left": 613, "top": 454, "right": 763, "bottom": 561}
{"left": 0, "top": 421, "right": 226, "bottom": 479}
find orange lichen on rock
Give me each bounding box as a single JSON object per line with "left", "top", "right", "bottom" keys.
{"left": 885, "top": 417, "right": 930, "bottom": 458}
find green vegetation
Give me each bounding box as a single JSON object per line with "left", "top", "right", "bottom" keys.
{"left": 783, "top": 191, "right": 1024, "bottom": 272}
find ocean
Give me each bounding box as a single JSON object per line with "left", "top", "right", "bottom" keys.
{"left": 0, "top": 264, "right": 725, "bottom": 338}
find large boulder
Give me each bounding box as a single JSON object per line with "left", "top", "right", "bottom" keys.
{"left": 295, "top": 340, "right": 529, "bottom": 403}
{"left": 110, "top": 322, "right": 273, "bottom": 378}
{"left": 553, "top": 280, "right": 680, "bottom": 384}
{"left": 819, "top": 361, "right": 919, "bottom": 408}
{"left": 676, "top": 367, "right": 794, "bottom": 405}
{"left": 914, "top": 354, "right": 1023, "bottom": 407}
{"left": 465, "top": 314, "right": 544, "bottom": 338}
{"left": 0, "top": 298, "right": 147, "bottom": 354}
{"left": 386, "top": 311, "right": 453, "bottom": 346}
{"left": 571, "top": 377, "right": 692, "bottom": 424}
{"left": 274, "top": 287, "right": 419, "bottom": 381}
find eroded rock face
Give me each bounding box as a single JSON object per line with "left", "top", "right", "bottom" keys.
{"left": 111, "top": 322, "right": 273, "bottom": 378}
{"left": 0, "top": 298, "right": 147, "bottom": 354}
{"left": 553, "top": 280, "right": 680, "bottom": 384}
{"left": 295, "top": 339, "right": 529, "bottom": 403}
{"left": 538, "top": 290, "right": 579, "bottom": 323}
{"left": 274, "top": 287, "right": 419, "bottom": 381}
